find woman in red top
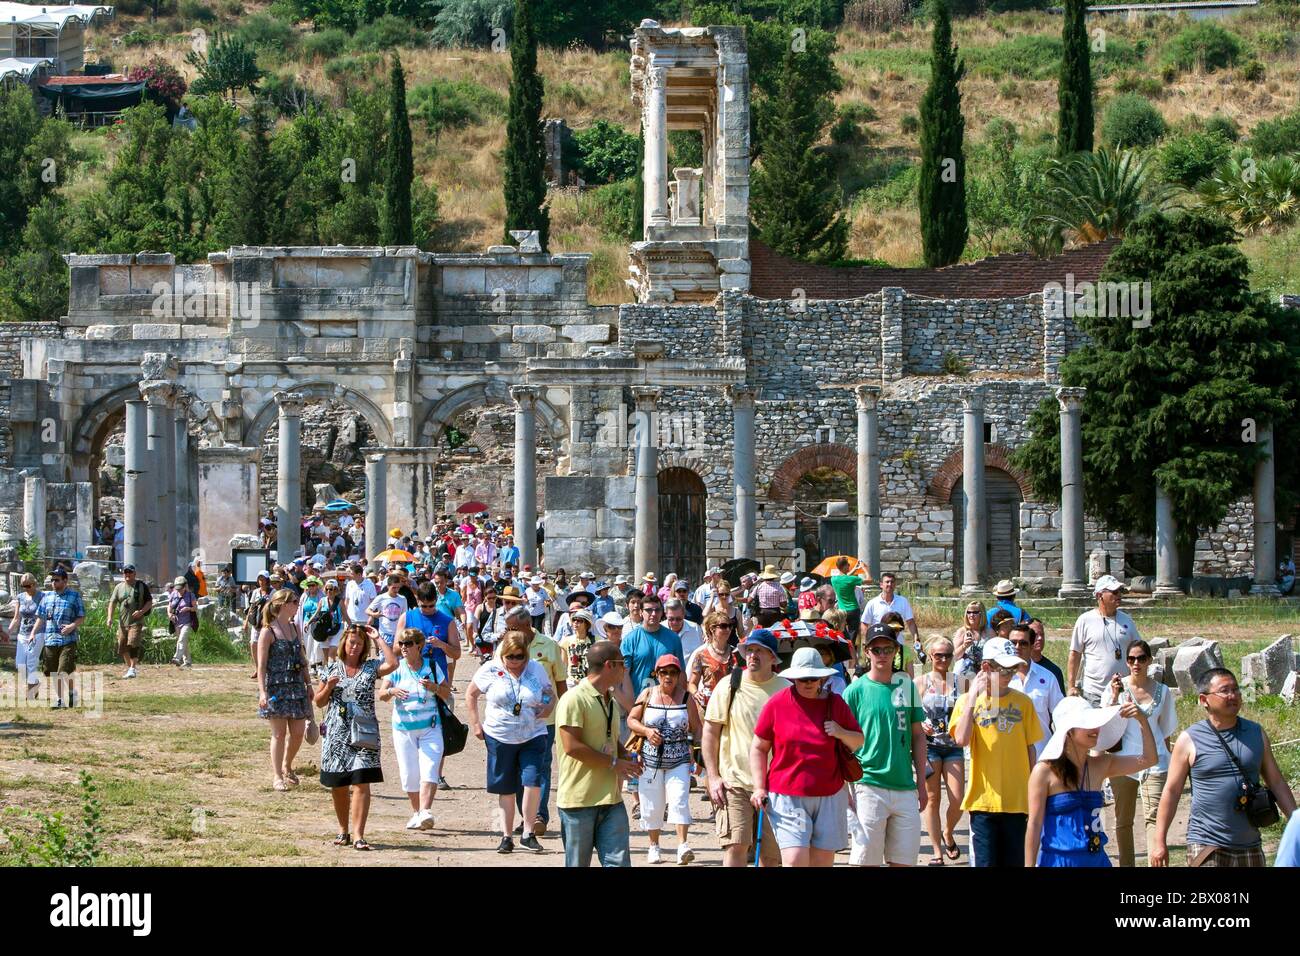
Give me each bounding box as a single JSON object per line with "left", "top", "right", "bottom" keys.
{"left": 750, "top": 645, "right": 863, "bottom": 867}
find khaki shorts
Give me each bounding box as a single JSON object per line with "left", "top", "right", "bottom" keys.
{"left": 116, "top": 621, "right": 143, "bottom": 656}
{"left": 716, "top": 786, "right": 782, "bottom": 865}
{"left": 41, "top": 643, "right": 77, "bottom": 675}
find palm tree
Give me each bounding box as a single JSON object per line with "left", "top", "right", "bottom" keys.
{"left": 1033, "top": 147, "right": 1175, "bottom": 247}
{"left": 1196, "top": 153, "right": 1300, "bottom": 234}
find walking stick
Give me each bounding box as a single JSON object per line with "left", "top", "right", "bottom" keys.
{"left": 753, "top": 796, "right": 768, "bottom": 868}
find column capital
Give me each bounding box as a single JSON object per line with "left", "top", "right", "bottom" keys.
{"left": 509, "top": 385, "right": 540, "bottom": 408}
{"left": 274, "top": 390, "right": 307, "bottom": 416}
{"left": 646, "top": 61, "right": 668, "bottom": 92}
{"left": 853, "top": 384, "right": 881, "bottom": 412}
{"left": 140, "top": 352, "right": 178, "bottom": 382}
{"left": 631, "top": 386, "right": 662, "bottom": 410}
{"left": 1055, "top": 386, "right": 1087, "bottom": 411}
{"left": 725, "top": 385, "right": 757, "bottom": 408}
{"left": 960, "top": 386, "right": 986, "bottom": 413}
{"left": 139, "top": 380, "right": 176, "bottom": 407}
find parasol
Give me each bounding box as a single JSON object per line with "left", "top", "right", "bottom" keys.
{"left": 457, "top": 501, "right": 489, "bottom": 514}
{"left": 810, "top": 555, "right": 872, "bottom": 582}
{"left": 374, "top": 548, "right": 414, "bottom": 563}
{"left": 720, "top": 557, "right": 760, "bottom": 589}
{"left": 770, "top": 617, "right": 854, "bottom": 663}
{"left": 324, "top": 499, "right": 353, "bottom": 512}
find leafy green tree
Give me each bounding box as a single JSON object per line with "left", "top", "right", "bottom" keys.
{"left": 502, "top": 0, "right": 549, "bottom": 249}
{"left": 0, "top": 88, "right": 76, "bottom": 254}
{"left": 1057, "top": 0, "right": 1093, "bottom": 155}
{"left": 750, "top": 45, "right": 847, "bottom": 263}
{"left": 1013, "top": 209, "right": 1300, "bottom": 551}
{"left": 381, "top": 55, "right": 414, "bottom": 245}
{"left": 187, "top": 34, "right": 265, "bottom": 104}
{"left": 228, "top": 97, "right": 283, "bottom": 245}
{"left": 1033, "top": 147, "right": 1174, "bottom": 246}
{"left": 1197, "top": 152, "right": 1300, "bottom": 235}
{"left": 566, "top": 119, "right": 639, "bottom": 184}
{"left": 917, "top": 0, "right": 967, "bottom": 267}
{"left": 0, "top": 197, "right": 70, "bottom": 322}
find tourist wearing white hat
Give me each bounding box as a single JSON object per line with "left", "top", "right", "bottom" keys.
{"left": 597, "top": 610, "right": 625, "bottom": 644}
{"left": 949, "top": 637, "right": 1045, "bottom": 867}
{"left": 168, "top": 576, "right": 198, "bottom": 669}
{"left": 1026, "top": 696, "right": 1156, "bottom": 866}
{"left": 750, "top": 645, "right": 864, "bottom": 867}
{"left": 1068, "top": 575, "right": 1140, "bottom": 705}
{"left": 524, "top": 575, "right": 551, "bottom": 631}
{"left": 559, "top": 608, "right": 599, "bottom": 690}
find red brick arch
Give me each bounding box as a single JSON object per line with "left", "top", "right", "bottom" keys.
{"left": 926, "top": 444, "right": 1034, "bottom": 505}
{"left": 767, "top": 443, "right": 858, "bottom": 503}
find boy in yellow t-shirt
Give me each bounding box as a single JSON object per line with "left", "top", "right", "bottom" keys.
{"left": 950, "top": 637, "right": 1043, "bottom": 867}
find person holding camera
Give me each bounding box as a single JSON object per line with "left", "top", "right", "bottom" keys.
{"left": 1151, "top": 667, "right": 1296, "bottom": 867}
{"left": 919, "top": 635, "right": 964, "bottom": 864}
{"left": 378, "top": 626, "right": 451, "bottom": 833}
{"left": 315, "top": 623, "right": 399, "bottom": 850}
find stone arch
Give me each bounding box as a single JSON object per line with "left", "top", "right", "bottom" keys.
{"left": 767, "top": 443, "right": 857, "bottom": 503}
{"left": 70, "top": 383, "right": 143, "bottom": 459}
{"left": 657, "top": 450, "right": 722, "bottom": 496}
{"left": 418, "top": 381, "right": 567, "bottom": 444}
{"left": 242, "top": 382, "right": 394, "bottom": 447}
{"left": 926, "top": 443, "right": 1034, "bottom": 505}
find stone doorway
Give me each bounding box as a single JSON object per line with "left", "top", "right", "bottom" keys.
{"left": 792, "top": 466, "right": 857, "bottom": 567}
{"left": 950, "top": 467, "right": 1024, "bottom": 584}
{"left": 658, "top": 467, "right": 707, "bottom": 584}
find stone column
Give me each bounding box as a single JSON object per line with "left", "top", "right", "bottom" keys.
{"left": 275, "top": 391, "right": 305, "bottom": 561}
{"left": 374, "top": 447, "right": 437, "bottom": 545}
{"left": 1057, "top": 387, "right": 1089, "bottom": 598}
{"left": 632, "top": 386, "right": 662, "bottom": 583}
{"left": 1154, "top": 482, "right": 1183, "bottom": 596}
{"left": 21, "top": 472, "right": 46, "bottom": 550}
{"left": 123, "top": 399, "right": 151, "bottom": 577}
{"left": 143, "top": 382, "right": 176, "bottom": 585}
{"left": 173, "top": 401, "right": 191, "bottom": 567}
{"left": 511, "top": 386, "right": 539, "bottom": 569}
{"left": 365, "top": 453, "right": 388, "bottom": 563}
{"left": 728, "top": 385, "right": 756, "bottom": 560}
{"left": 644, "top": 63, "right": 669, "bottom": 228}
{"left": 960, "top": 387, "right": 987, "bottom": 596}
{"left": 1250, "top": 424, "right": 1280, "bottom": 596}
{"left": 197, "top": 446, "right": 260, "bottom": 571}
{"left": 855, "top": 385, "right": 882, "bottom": 579}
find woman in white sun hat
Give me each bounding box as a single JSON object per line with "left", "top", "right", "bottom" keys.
{"left": 750, "top": 643, "right": 864, "bottom": 867}
{"left": 1025, "top": 696, "right": 1156, "bottom": 867}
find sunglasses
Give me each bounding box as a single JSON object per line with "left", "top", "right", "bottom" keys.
{"left": 931, "top": 652, "right": 952, "bottom": 660}
{"left": 657, "top": 668, "right": 681, "bottom": 677}
{"left": 1127, "top": 654, "right": 1149, "bottom": 664}
{"left": 397, "top": 640, "right": 418, "bottom": 647}
{"left": 992, "top": 665, "right": 1019, "bottom": 676}
{"left": 504, "top": 653, "right": 527, "bottom": 661}
{"left": 868, "top": 645, "right": 896, "bottom": 656}
{"left": 795, "top": 677, "right": 823, "bottom": 684}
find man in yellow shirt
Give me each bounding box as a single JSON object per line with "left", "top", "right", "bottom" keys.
{"left": 556, "top": 641, "right": 643, "bottom": 867}
{"left": 502, "top": 604, "right": 567, "bottom": 837}
{"left": 950, "top": 636, "right": 1043, "bottom": 867}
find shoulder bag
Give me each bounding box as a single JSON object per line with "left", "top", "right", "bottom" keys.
{"left": 434, "top": 661, "right": 469, "bottom": 756}
{"left": 1207, "top": 719, "right": 1279, "bottom": 829}
{"left": 346, "top": 663, "right": 380, "bottom": 751}
{"left": 826, "top": 693, "right": 863, "bottom": 784}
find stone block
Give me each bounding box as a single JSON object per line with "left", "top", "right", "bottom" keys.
{"left": 605, "top": 478, "right": 636, "bottom": 511}
{"left": 1145, "top": 637, "right": 1170, "bottom": 655}
{"left": 1156, "top": 647, "right": 1181, "bottom": 687}
{"left": 1282, "top": 671, "right": 1296, "bottom": 705}
{"left": 562, "top": 324, "right": 611, "bottom": 343}
{"left": 544, "top": 475, "right": 608, "bottom": 511}
{"left": 512, "top": 325, "right": 557, "bottom": 344}
{"left": 85, "top": 325, "right": 133, "bottom": 340}
{"left": 1172, "top": 641, "right": 1225, "bottom": 695}
{"left": 462, "top": 325, "right": 512, "bottom": 343}
{"left": 441, "top": 267, "right": 486, "bottom": 295}
{"left": 545, "top": 509, "right": 596, "bottom": 539}
{"left": 133, "top": 324, "right": 181, "bottom": 339}
{"left": 1258, "top": 635, "right": 1294, "bottom": 695}
{"left": 596, "top": 508, "right": 635, "bottom": 539}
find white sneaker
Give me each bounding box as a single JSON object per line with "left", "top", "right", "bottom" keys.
{"left": 417, "top": 809, "right": 436, "bottom": 830}
{"left": 676, "top": 844, "right": 695, "bottom": 865}
{"left": 406, "top": 812, "right": 423, "bottom": 830}
{"left": 646, "top": 844, "right": 662, "bottom": 865}
{"left": 122, "top": 667, "right": 136, "bottom": 679}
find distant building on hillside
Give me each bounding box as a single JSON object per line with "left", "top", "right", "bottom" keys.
{"left": 0, "top": 3, "right": 113, "bottom": 85}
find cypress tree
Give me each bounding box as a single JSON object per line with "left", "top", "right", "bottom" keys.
{"left": 381, "top": 54, "right": 414, "bottom": 246}
{"left": 229, "top": 96, "right": 279, "bottom": 245}
{"left": 1058, "top": 0, "right": 1094, "bottom": 155}
{"left": 917, "top": 0, "right": 967, "bottom": 267}
{"left": 502, "top": 0, "right": 549, "bottom": 250}
{"left": 750, "top": 45, "right": 847, "bottom": 264}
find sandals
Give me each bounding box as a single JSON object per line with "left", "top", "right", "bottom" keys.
{"left": 944, "top": 836, "right": 960, "bottom": 860}
{"left": 273, "top": 777, "right": 290, "bottom": 792}
{"left": 283, "top": 770, "right": 300, "bottom": 787}
{"left": 333, "top": 832, "right": 351, "bottom": 846}
{"left": 927, "top": 854, "right": 946, "bottom": 866}
{"left": 352, "top": 839, "right": 372, "bottom": 851}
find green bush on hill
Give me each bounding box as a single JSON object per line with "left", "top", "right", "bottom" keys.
{"left": 1102, "top": 93, "right": 1166, "bottom": 149}
{"left": 1250, "top": 110, "right": 1300, "bottom": 158}
{"left": 1159, "top": 129, "right": 1232, "bottom": 189}
{"left": 407, "top": 78, "right": 506, "bottom": 140}
{"left": 302, "top": 28, "right": 350, "bottom": 61}
{"left": 1161, "top": 22, "right": 1245, "bottom": 74}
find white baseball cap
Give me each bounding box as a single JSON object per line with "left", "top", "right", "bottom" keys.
{"left": 601, "top": 611, "right": 625, "bottom": 628}
{"left": 982, "top": 637, "right": 1024, "bottom": 669}
{"left": 1093, "top": 574, "right": 1129, "bottom": 595}
{"left": 614, "top": 574, "right": 628, "bottom": 585}
{"left": 529, "top": 575, "right": 544, "bottom": 586}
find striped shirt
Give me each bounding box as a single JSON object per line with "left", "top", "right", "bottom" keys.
{"left": 390, "top": 659, "right": 442, "bottom": 732}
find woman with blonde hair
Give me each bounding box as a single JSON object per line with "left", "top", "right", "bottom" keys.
{"left": 378, "top": 626, "right": 451, "bottom": 833}
{"left": 5, "top": 573, "right": 43, "bottom": 700}
{"left": 657, "top": 572, "right": 679, "bottom": 605}
{"left": 258, "top": 589, "right": 314, "bottom": 791}
{"left": 919, "top": 635, "right": 964, "bottom": 864}
{"left": 704, "top": 581, "right": 744, "bottom": 638}
{"left": 952, "top": 600, "right": 990, "bottom": 688}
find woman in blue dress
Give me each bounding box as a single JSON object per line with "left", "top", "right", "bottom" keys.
{"left": 1026, "top": 695, "right": 1156, "bottom": 867}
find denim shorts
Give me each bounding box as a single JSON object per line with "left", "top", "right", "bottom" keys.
{"left": 927, "top": 742, "right": 964, "bottom": 764}
{"left": 484, "top": 733, "right": 547, "bottom": 795}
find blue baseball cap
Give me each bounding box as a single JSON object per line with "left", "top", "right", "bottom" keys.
{"left": 739, "top": 628, "right": 779, "bottom": 659}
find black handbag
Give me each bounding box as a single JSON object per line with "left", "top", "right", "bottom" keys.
{"left": 436, "top": 694, "right": 469, "bottom": 756}
{"left": 1207, "top": 720, "right": 1279, "bottom": 829}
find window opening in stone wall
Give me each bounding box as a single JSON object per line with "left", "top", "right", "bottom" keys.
{"left": 432, "top": 404, "right": 555, "bottom": 519}
{"left": 658, "top": 467, "right": 706, "bottom": 584}
{"left": 792, "top": 467, "right": 857, "bottom": 568}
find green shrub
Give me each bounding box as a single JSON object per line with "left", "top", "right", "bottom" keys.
{"left": 1197, "top": 152, "right": 1300, "bottom": 233}
{"left": 831, "top": 105, "right": 875, "bottom": 146}
{"left": 1113, "top": 70, "right": 1163, "bottom": 99}
{"left": 591, "top": 177, "right": 641, "bottom": 242}
{"left": 407, "top": 77, "right": 506, "bottom": 138}
{"left": 0, "top": 771, "right": 102, "bottom": 867}
{"left": 1205, "top": 113, "right": 1240, "bottom": 142}
{"left": 838, "top": 101, "right": 879, "bottom": 124}
{"left": 323, "top": 52, "right": 384, "bottom": 89}
{"left": 1253, "top": 28, "right": 1295, "bottom": 55}
{"left": 234, "top": 12, "right": 299, "bottom": 55}
{"left": 942, "top": 352, "right": 971, "bottom": 375}
{"left": 900, "top": 112, "right": 919, "bottom": 134}
{"left": 1161, "top": 22, "right": 1244, "bottom": 74}
{"left": 179, "top": 0, "right": 217, "bottom": 23}
{"left": 70, "top": 603, "right": 245, "bottom": 666}
{"left": 350, "top": 14, "right": 427, "bottom": 52}
{"left": 1101, "top": 93, "right": 1166, "bottom": 149}
{"left": 1249, "top": 110, "right": 1300, "bottom": 158}
{"left": 1238, "top": 59, "right": 1265, "bottom": 82}
{"left": 567, "top": 119, "right": 638, "bottom": 184}
{"left": 302, "top": 28, "right": 348, "bottom": 61}
{"left": 260, "top": 72, "right": 319, "bottom": 116}
{"left": 1158, "top": 129, "right": 1232, "bottom": 188}
{"left": 669, "top": 129, "right": 703, "bottom": 168}
{"left": 966, "top": 34, "right": 1140, "bottom": 81}
{"left": 122, "top": 30, "right": 168, "bottom": 47}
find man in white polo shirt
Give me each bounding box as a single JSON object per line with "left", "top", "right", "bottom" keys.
{"left": 1008, "top": 621, "right": 1063, "bottom": 760}
{"left": 860, "top": 572, "right": 918, "bottom": 646}
{"left": 1068, "top": 575, "right": 1140, "bottom": 705}
{"left": 693, "top": 567, "right": 721, "bottom": 609}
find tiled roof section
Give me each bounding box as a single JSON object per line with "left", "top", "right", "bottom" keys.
{"left": 40, "top": 73, "right": 129, "bottom": 85}
{"left": 748, "top": 237, "right": 1121, "bottom": 300}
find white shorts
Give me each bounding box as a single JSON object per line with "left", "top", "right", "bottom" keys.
{"left": 392, "top": 724, "right": 445, "bottom": 793}
{"left": 767, "top": 788, "right": 850, "bottom": 851}
{"left": 639, "top": 762, "right": 692, "bottom": 830}
{"left": 16, "top": 633, "right": 44, "bottom": 685}
{"left": 848, "top": 782, "right": 922, "bottom": 866}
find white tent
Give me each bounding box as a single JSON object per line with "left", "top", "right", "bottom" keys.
{"left": 0, "top": 54, "right": 53, "bottom": 83}
{"left": 0, "top": 4, "right": 113, "bottom": 75}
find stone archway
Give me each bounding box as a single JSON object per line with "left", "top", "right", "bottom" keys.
{"left": 419, "top": 381, "right": 568, "bottom": 446}
{"left": 242, "top": 382, "right": 394, "bottom": 448}
{"left": 767, "top": 443, "right": 858, "bottom": 502}
{"left": 925, "top": 443, "right": 1034, "bottom": 505}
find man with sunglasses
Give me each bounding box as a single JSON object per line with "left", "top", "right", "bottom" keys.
{"left": 1068, "top": 575, "right": 1140, "bottom": 705}
{"left": 1008, "top": 622, "right": 1063, "bottom": 761}
{"left": 1151, "top": 667, "right": 1296, "bottom": 867}
{"left": 949, "top": 636, "right": 1044, "bottom": 867}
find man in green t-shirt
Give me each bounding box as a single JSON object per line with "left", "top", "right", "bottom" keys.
{"left": 829, "top": 556, "right": 866, "bottom": 636}
{"left": 842, "top": 624, "right": 928, "bottom": 867}
{"left": 105, "top": 565, "right": 152, "bottom": 680}
{"left": 555, "top": 640, "right": 642, "bottom": 867}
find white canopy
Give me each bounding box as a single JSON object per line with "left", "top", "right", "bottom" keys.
{"left": 0, "top": 4, "right": 113, "bottom": 30}
{"left": 0, "top": 54, "right": 52, "bottom": 80}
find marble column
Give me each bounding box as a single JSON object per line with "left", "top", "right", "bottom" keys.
{"left": 123, "top": 400, "right": 151, "bottom": 577}
{"left": 21, "top": 472, "right": 46, "bottom": 550}
{"left": 1154, "top": 482, "right": 1183, "bottom": 596}
{"left": 1250, "top": 424, "right": 1280, "bottom": 596}
{"left": 644, "top": 63, "right": 669, "bottom": 228}
{"left": 275, "top": 391, "right": 305, "bottom": 562}
{"left": 143, "top": 382, "right": 176, "bottom": 586}
{"left": 855, "top": 385, "right": 881, "bottom": 579}
{"left": 365, "top": 452, "right": 388, "bottom": 564}
{"left": 173, "top": 401, "right": 191, "bottom": 568}
{"left": 728, "top": 385, "right": 756, "bottom": 560}
{"left": 511, "top": 386, "right": 539, "bottom": 569}
{"left": 1057, "top": 387, "right": 1089, "bottom": 598}
{"left": 632, "top": 386, "right": 662, "bottom": 583}
{"left": 960, "top": 387, "right": 987, "bottom": 596}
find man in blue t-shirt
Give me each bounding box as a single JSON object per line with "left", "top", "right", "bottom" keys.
{"left": 433, "top": 567, "right": 465, "bottom": 629}
{"left": 406, "top": 582, "right": 463, "bottom": 682}
{"left": 618, "top": 592, "right": 683, "bottom": 695}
